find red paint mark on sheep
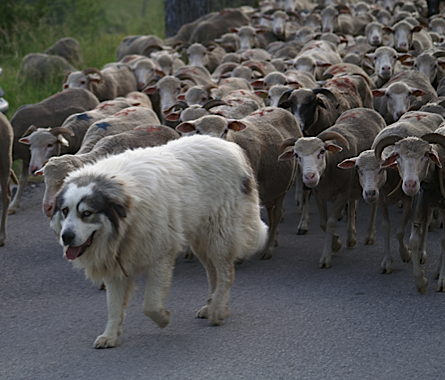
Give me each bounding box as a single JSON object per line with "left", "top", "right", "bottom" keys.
{"left": 338, "top": 111, "right": 361, "bottom": 122}
{"left": 251, "top": 109, "right": 274, "bottom": 117}
{"left": 401, "top": 113, "right": 429, "bottom": 121}
{"left": 134, "top": 126, "right": 162, "bottom": 132}
{"left": 328, "top": 65, "right": 347, "bottom": 76}
{"left": 326, "top": 77, "right": 357, "bottom": 93}
{"left": 114, "top": 108, "right": 137, "bottom": 117}
{"left": 97, "top": 102, "right": 116, "bottom": 110}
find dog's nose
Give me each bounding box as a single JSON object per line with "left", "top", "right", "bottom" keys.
{"left": 62, "top": 230, "right": 76, "bottom": 246}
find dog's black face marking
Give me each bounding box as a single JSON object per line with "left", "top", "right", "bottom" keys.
{"left": 241, "top": 175, "right": 253, "bottom": 195}
{"left": 53, "top": 174, "right": 130, "bottom": 254}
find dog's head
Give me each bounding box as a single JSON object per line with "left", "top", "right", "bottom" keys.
{"left": 50, "top": 173, "right": 130, "bottom": 261}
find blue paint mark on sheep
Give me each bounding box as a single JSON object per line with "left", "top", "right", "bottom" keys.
{"left": 95, "top": 122, "right": 112, "bottom": 131}
{"left": 76, "top": 113, "right": 93, "bottom": 121}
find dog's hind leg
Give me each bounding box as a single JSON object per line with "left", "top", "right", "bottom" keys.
{"left": 143, "top": 256, "right": 175, "bottom": 328}
{"left": 94, "top": 276, "right": 135, "bottom": 349}
{"left": 193, "top": 248, "right": 218, "bottom": 320}
{"left": 203, "top": 248, "right": 234, "bottom": 326}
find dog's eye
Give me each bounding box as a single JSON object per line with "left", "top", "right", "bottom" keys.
{"left": 82, "top": 211, "right": 92, "bottom": 218}
{"left": 62, "top": 208, "right": 69, "bottom": 217}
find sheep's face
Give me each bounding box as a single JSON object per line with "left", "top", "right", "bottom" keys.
{"left": 293, "top": 138, "right": 328, "bottom": 188}
{"left": 392, "top": 22, "right": 415, "bottom": 52}
{"left": 64, "top": 72, "right": 89, "bottom": 90}
{"left": 370, "top": 48, "right": 397, "bottom": 80}
{"left": 413, "top": 54, "right": 437, "bottom": 83}
{"left": 381, "top": 138, "right": 438, "bottom": 197}
{"left": 338, "top": 150, "right": 387, "bottom": 203}
{"left": 365, "top": 24, "right": 383, "bottom": 46}
{"left": 320, "top": 7, "right": 337, "bottom": 34}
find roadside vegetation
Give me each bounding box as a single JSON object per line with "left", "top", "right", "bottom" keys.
{"left": 0, "top": 0, "right": 165, "bottom": 117}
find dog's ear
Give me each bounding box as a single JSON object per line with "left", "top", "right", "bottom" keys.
{"left": 112, "top": 204, "right": 127, "bottom": 218}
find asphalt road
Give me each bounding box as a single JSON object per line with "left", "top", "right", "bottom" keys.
{"left": 1, "top": 182, "right": 445, "bottom": 380}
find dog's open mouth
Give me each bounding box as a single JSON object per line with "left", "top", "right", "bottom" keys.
{"left": 65, "top": 232, "right": 95, "bottom": 261}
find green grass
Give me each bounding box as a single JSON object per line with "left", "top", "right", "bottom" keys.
{"left": 1, "top": 0, "right": 165, "bottom": 118}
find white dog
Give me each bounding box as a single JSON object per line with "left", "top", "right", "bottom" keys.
{"left": 50, "top": 135, "right": 268, "bottom": 348}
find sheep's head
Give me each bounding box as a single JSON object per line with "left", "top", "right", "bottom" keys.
{"left": 278, "top": 131, "right": 348, "bottom": 188}
{"left": 176, "top": 114, "right": 245, "bottom": 138}
{"left": 338, "top": 150, "right": 387, "bottom": 203}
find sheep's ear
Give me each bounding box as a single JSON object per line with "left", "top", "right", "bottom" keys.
{"left": 427, "top": 149, "right": 442, "bottom": 168}
{"left": 337, "top": 158, "right": 357, "bottom": 169}
{"left": 382, "top": 26, "right": 393, "bottom": 34}
{"left": 316, "top": 97, "right": 327, "bottom": 109}
{"left": 22, "top": 125, "right": 37, "bottom": 137}
{"left": 315, "top": 60, "right": 331, "bottom": 68}
{"left": 34, "top": 168, "right": 44, "bottom": 176}
{"left": 381, "top": 153, "right": 398, "bottom": 168}
{"left": 19, "top": 137, "right": 31, "bottom": 145}
{"left": 177, "top": 94, "right": 186, "bottom": 101}
{"left": 254, "top": 90, "right": 268, "bottom": 99}
{"left": 410, "top": 88, "right": 426, "bottom": 97}
{"left": 397, "top": 53, "right": 411, "bottom": 62}
{"left": 63, "top": 83, "right": 70, "bottom": 89}
{"left": 251, "top": 79, "right": 264, "bottom": 88}
{"left": 228, "top": 121, "right": 247, "bottom": 132}
{"left": 143, "top": 86, "right": 158, "bottom": 95}
{"left": 278, "top": 149, "right": 295, "bottom": 161}
{"left": 372, "top": 89, "right": 387, "bottom": 97}
{"left": 176, "top": 122, "right": 196, "bottom": 134}
{"left": 58, "top": 135, "right": 69, "bottom": 147}
{"left": 165, "top": 112, "right": 181, "bottom": 121}
{"left": 325, "top": 142, "right": 343, "bottom": 154}
{"left": 412, "top": 25, "right": 423, "bottom": 33}
{"left": 87, "top": 73, "right": 101, "bottom": 82}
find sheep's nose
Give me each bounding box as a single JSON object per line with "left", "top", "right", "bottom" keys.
{"left": 62, "top": 230, "right": 75, "bottom": 246}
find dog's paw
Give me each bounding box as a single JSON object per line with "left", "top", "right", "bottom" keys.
{"left": 94, "top": 334, "right": 118, "bottom": 349}
{"left": 196, "top": 305, "right": 208, "bottom": 319}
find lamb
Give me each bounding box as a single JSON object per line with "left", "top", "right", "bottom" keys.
{"left": 336, "top": 111, "right": 443, "bottom": 274}
{"left": 373, "top": 71, "right": 437, "bottom": 124}
{"left": 115, "top": 35, "right": 165, "bottom": 61}
{"left": 9, "top": 88, "right": 100, "bottom": 214}
{"left": 364, "top": 46, "right": 409, "bottom": 88}
{"left": 63, "top": 64, "right": 138, "bottom": 102}
{"left": 39, "top": 125, "right": 180, "bottom": 218}
{"left": 383, "top": 20, "right": 433, "bottom": 53}
{"left": 175, "top": 107, "right": 302, "bottom": 260}
{"left": 0, "top": 113, "right": 17, "bottom": 246}
{"left": 45, "top": 37, "right": 83, "bottom": 67}
{"left": 185, "top": 43, "right": 226, "bottom": 73}
{"left": 76, "top": 106, "right": 161, "bottom": 155}
{"left": 119, "top": 55, "right": 163, "bottom": 90}
{"left": 403, "top": 51, "right": 445, "bottom": 88}
{"left": 278, "top": 76, "right": 367, "bottom": 137}
{"left": 18, "top": 98, "right": 135, "bottom": 174}
{"left": 278, "top": 108, "right": 385, "bottom": 268}
{"left": 372, "top": 113, "right": 445, "bottom": 293}
{"left": 18, "top": 53, "right": 76, "bottom": 85}
{"left": 286, "top": 40, "right": 342, "bottom": 80}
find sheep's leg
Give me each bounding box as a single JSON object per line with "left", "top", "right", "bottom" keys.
{"left": 294, "top": 166, "right": 303, "bottom": 209}
{"left": 297, "top": 188, "right": 311, "bottom": 235}
{"left": 379, "top": 200, "right": 393, "bottom": 274}
{"left": 8, "top": 160, "right": 28, "bottom": 214}
{"left": 397, "top": 197, "right": 413, "bottom": 263}
{"left": 409, "top": 191, "right": 429, "bottom": 294}
{"left": 143, "top": 256, "right": 175, "bottom": 328}
{"left": 94, "top": 275, "right": 135, "bottom": 349}
{"left": 315, "top": 195, "right": 343, "bottom": 269}
{"left": 436, "top": 210, "right": 445, "bottom": 292}
{"left": 0, "top": 174, "right": 11, "bottom": 246}
{"left": 364, "top": 202, "right": 378, "bottom": 245}
{"left": 346, "top": 199, "right": 357, "bottom": 248}
{"left": 260, "top": 193, "right": 286, "bottom": 260}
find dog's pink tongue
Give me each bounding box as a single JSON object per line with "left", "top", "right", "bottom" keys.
{"left": 65, "top": 246, "right": 82, "bottom": 261}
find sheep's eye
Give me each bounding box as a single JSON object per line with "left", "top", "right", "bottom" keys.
{"left": 47, "top": 143, "right": 53, "bottom": 148}
{"left": 62, "top": 208, "right": 69, "bottom": 217}
{"left": 317, "top": 149, "right": 325, "bottom": 158}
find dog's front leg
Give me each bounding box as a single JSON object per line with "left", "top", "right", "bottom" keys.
{"left": 94, "top": 276, "right": 134, "bottom": 349}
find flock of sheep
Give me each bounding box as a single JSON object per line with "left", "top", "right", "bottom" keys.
{"left": 3, "top": 0, "right": 445, "bottom": 296}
